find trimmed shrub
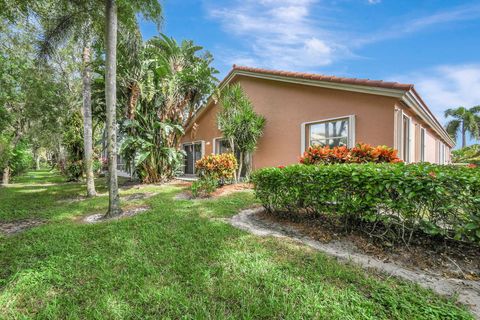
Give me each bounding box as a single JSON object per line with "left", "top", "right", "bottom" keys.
{"left": 251, "top": 163, "right": 480, "bottom": 244}
{"left": 195, "top": 153, "right": 238, "bottom": 184}
{"left": 191, "top": 176, "right": 218, "bottom": 198}
{"left": 300, "top": 143, "right": 401, "bottom": 165}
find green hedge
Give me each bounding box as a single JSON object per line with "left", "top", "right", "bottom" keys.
{"left": 251, "top": 163, "right": 480, "bottom": 244}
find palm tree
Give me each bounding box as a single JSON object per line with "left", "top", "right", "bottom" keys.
{"left": 103, "top": 0, "right": 162, "bottom": 217}
{"left": 104, "top": 0, "right": 121, "bottom": 217}
{"left": 444, "top": 106, "right": 480, "bottom": 148}
{"left": 38, "top": 1, "right": 104, "bottom": 197}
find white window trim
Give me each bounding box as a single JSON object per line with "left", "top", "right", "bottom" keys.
{"left": 420, "top": 126, "right": 426, "bottom": 162}
{"left": 409, "top": 119, "right": 415, "bottom": 163}
{"left": 300, "top": 115, "right": 355, "bottom": 155}
{"left": 212, "top": 136, "right": 224, "bottom": 155}
{"left": 398, "top": 110, "right": 413, "bottom": 163}
{"left": 437, "top": 141, "right": 446, "bottom": 165}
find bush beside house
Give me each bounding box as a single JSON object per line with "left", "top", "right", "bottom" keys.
{"left": 252, "top": 163, "right": 480, "bottom": 244}
{"left": 191, "top": 153, "right": 238, "bottom": 198}
{"left": 300, "top": 143, "right": 401, "bottom": 165}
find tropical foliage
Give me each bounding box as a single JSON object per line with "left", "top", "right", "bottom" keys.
{"left": 0, "top": 18, "right": 72, "bottom": 184}
{"left": 444, "top": 106, "right": 480, "bottom": 148}
{"left": 120, "top": 35, "right": 218, "bottom": 183}
{"left": 195, "top": 153, "right": 238, "bottom": 182}
{"left": 190, "top": 176, "right": 219, "bottom": 198}
{"left": 252, "top": 163, "right": 480, "bottom": 244}
{"left": 190, "top": 153, "right": 238, "bottom": 198}
{"left": 300, "top": 143, "right": 401, "bottom": 165}
{"left": 217, "top": 84, "right": 266, "bottom": 180}
{"left": 452, "top": 144, "right": 480, "bottom": 165}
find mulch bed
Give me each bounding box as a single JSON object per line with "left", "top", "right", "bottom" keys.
{"left": 257, "top": 210, "right": 480, "bottom": 280}
{"left": 0, "top": 219, "right": 45, "bottom": 236}
{"left": 82, "top": 205, "right": 150, "bottom": 224}
{"left": 175, "top": 183, "right": 253, "bottom": 200}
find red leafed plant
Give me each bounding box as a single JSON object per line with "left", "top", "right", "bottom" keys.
{"left": 300, "top": 143, "right": 401, "bottom": 165}
{"left": 195, "top": 153, "right": 238, "bottom": 181}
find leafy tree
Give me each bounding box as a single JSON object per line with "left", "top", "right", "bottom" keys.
{"left": 37, "top": 0, "right": 110, "bottom": 197}
{"left": 0, "top": 19, "right": 68, "bottom": 184}
{"left": 444, "top": 106, "right": 480, "bottom": 148}
{"left": 120, "top": 35, "right": 218, "bottom": 183}
{"left": 217, "top": 84, "right": 266, "bottom": 180}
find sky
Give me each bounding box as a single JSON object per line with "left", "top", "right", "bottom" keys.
{"left": 140, "top": 0, "right": 480, "bottom": 146}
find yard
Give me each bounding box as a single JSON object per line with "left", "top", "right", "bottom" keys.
{"left": 0, "top": 170, "right": 474, "bottom": 319}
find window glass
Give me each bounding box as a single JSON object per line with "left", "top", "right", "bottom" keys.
{"left": 402, "top": 115, "right": 410, "bottom": 163}
{"left": 308, "top": 118, "right": 349, "bottom": 148}
{"left": 420, "top": 128, "right": 426, "bottom": 162}
{"left": 215, "top": 138, "right": 233, "bottom": 154}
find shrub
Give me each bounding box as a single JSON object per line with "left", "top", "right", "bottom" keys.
{"left": 9, "top": 141, "right": 33, "bottom": 176}
{"left": 195, "top": 153, "right": 238, "bottom": 184}
{"left": 300, "top": 143, "right": 401, "bottom": 165}
{"left": 191, "top": 176, "right": 218, "bottom": 198}
{"left": 66, "top": 160, "right": 83, "bottom": 182}
{"left": 452, "top": 144, "right": 480, "bottom": 166}
{"left": 251, "top": 163, "right": 480, "bottom": 244}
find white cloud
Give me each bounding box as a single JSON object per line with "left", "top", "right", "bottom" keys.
{"left": 356, "top": 3, "right": 480, "bottom": 46}
{"left": 392, "top": 64, "right": 480, "bottom": 123}
{"left": 208, "top": 1, "right": 480, "bottom": 73}
{"left": 208, "top": 0, "right": 348, "bottom": 70}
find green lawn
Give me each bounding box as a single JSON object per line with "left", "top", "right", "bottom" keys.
{"left": 0, "top": 170, "right": 474, "bottom": 319}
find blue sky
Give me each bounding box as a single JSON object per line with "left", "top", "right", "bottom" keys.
{"left": 140, "top": 0, "right": 480, "bottom": 145}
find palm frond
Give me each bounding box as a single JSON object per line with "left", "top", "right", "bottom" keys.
{"left": 37, "top": 11, "right": 80, "bottom": 59}
{"left": 445, "top": 120, "right": 461, "bottom": 140}
{"left": 444, "top": 106, "right": 466, "bottom": 119}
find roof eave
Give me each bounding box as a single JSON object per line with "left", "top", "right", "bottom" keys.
{"left": 402, "top": 90, "right": 455, "bottom": 147}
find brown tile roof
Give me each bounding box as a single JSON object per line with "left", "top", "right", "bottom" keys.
{"left": 232, "top": 65, "right": 414, "bottom": 91}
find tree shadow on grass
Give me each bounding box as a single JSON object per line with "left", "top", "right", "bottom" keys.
{"left": 0, "top": 179, "right": 474, "bottom": 319}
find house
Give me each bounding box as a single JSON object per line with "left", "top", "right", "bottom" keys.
{"left": 180, "top": 65, "right": 455, "bottom": 174}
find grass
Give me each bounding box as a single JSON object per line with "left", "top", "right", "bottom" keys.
{"left": 0, "top": 170, "right": 474, "bottom": 319}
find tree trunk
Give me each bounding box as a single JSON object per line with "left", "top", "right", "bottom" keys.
{"left": 35, "top": 155, "right": 40, "bottom": 170}
{"left": 237, "top": 151, "right": 243, "bottom": 183}
{"left": 228, "top": 138, "right": 238, "bottom": 182}
{"left": 104, "top": 0, "right": 121, "bottom": 217}
{"left": 82, "top": 41, "right": 97, "bottom": 197}
{"left": 462, "top": 122, "right": 467, "bottom": 148}
{"left": 2, "top": 166, "right": 10, "bottom": 185}
{"left": 245, "top": 152, "right": 253, "bottom": 178}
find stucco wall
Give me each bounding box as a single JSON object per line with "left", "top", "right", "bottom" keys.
{"left": 183, "top": 75, "right": 400, "bottom": 169}
{"left": 395, "top": 104, "right": 451, "bottom": 164}
{"left": 182, "top": 103, "right": 222, "bottom": 155}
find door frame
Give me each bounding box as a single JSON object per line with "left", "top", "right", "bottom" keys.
{"left": 181, "top": 140, "right": 205, "bottom": 175}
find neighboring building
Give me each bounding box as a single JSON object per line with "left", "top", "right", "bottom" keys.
{"left": 180, "top": 66, "right": 454, "bottom": 174}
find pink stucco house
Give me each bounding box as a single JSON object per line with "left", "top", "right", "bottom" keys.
{"left": 180, "top": 66, "right": 454, "bottom": 174}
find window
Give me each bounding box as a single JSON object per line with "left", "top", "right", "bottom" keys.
{"left": 214, "top": 138, "right": 233, "bottom": 155}
{"left": 438, "top": 141, "right": 446, "bottom": 165}
{"left": 420, "top": 127, "right": 426, "bottom": 162}
{"left": 306, "top": 117, "right": 350, "bottom": 148}
{"left": 402, "top": 114, "right": 411, "bottom": 163}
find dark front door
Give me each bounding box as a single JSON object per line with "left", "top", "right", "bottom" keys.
{"left": 183, "top": 142, "right": 202, "bottom": 175}
{"left": 183, "top": 144, "right": 194, "bottom": 174}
